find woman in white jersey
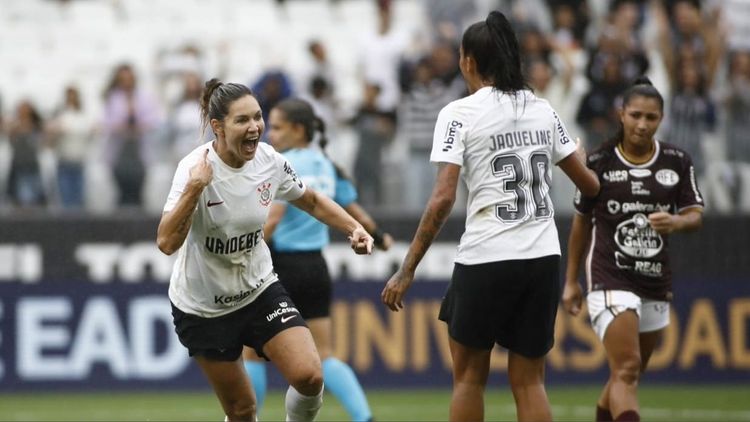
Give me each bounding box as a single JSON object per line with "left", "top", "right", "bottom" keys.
{"left": 157, "top": 79, "right": 373, "bottom": 422}
{"left": 381, "top": 11, "right": 600, "bottom": 422}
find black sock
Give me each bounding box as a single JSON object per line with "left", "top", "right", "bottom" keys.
{"left": 614, "top": 409, "right": 640, "bottom": 421}
{"left": 596, "top": 405, "right": 613, "bottom": 422}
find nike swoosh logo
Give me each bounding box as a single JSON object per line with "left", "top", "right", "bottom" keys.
{"left": 281, "top": 315, "right": 297, "bottom": 323}
{"left": 207, "top": 200, "right": 224, "bottom": 207}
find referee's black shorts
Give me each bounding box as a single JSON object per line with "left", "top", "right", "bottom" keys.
{"left": 271, "top": 249, "right": 332, "bottom": 320}
{"left": 438, "top": 255, "right": 560, "bottom": 358}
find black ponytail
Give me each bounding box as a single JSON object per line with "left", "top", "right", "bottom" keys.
{"left": 313, "top": 116, "right": 329, "bottom": 151}
{"left": 312, "top": 112, "right": 353, "bottom": 181}
{"left": 462, "top": 11, "right": 527, "bottom": 93}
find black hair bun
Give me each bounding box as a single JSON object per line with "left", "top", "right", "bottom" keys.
{"left": 632, "top": 76, "right": 653, "bottom": 86}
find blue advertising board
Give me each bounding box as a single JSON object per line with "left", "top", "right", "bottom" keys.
{"left": 1, "top": 277, "right": 748, "bottom": 391}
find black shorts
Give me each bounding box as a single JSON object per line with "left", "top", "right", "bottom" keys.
{"left": 171, "top": 281, "right": 307, "bottom": 362}
{"left": 438, "top": 255, "right": 560, "bottom": 358}
{"left": 271, "top": 250, "right": 332, "bottom": 320}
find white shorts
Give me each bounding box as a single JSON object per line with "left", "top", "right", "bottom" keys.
{"left": 586, "top": 290, "right": 670, "bottom": 340}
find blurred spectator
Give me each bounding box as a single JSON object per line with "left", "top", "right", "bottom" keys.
{"left": 663, "top": 57, "right": 716, "bottom": 176}
{"left": 7, "top": 100, "right": 48, "bottom": 207}
{"left": 351, "top": 83, "right": 396, "bottom": 206}
{"left": 0, "top": 94, "right": 8, "bottom": 207}
{"left": 577, "top": 52, "right": 628, "bottom": 146}
{"left": 250, "top": 69, "right": 294, "bottom": 142}
{"left": 548, "top": 1, "right": 589, "bottom": 50}
{"left": 399, "top": 43, "right": 465, "bottom": 211}
{"left": 358, "top": 0, "right": 409, "bottom": 114}
{"left": 156, "top": 43, "right": 206, "bottom": 109}
{"left": 0, "top": 0, "right": 747, "bottom": 217}
{"left": 656, "top": 0, "right": 723, "bottom": 87}
{"left": 722, "top": 0, "right": 750, "bottom": 51}
{"left": 46, "top": 86, "right": 94, "bottom": 209}
{"left": 598, "top": 0, "right": 650, "bottom": 82}
{"left": 168, "top": 72, "right": 207, "bottom": 163}
{"left": 493, "top": 0, "right": 553, "bottom": 33}
{"left": 423, "top": 0, "right": 478, "bottom": 43}
{"left": 296, "top": 40, "right": 345, "bottom": 144}
{"left": 519, "top": 26, "right": 552, "bottom": 63}
{"left": 101, "top": 63, "right": 164, "bottom": 208}
{"left": 296, "top": 40, "right": 336, "bottom": 102}
{"left": 304, "top": 77, "right": 338, "bottom": 145}
{"left": 586, "top": 27, "right": 647, "bottom": 92}
{"left": 716, "top": 50, "right": 750, "bottom": 213}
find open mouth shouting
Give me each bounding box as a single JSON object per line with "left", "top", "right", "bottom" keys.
{"left": 242, "top": 136, "right": 259, "bottom": 156}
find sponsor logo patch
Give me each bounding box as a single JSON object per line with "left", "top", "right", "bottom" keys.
{"left": 442, "top": 120, "right": 462, "bottom": 152}
{"left": 603, "top": 170, "right": 628, "bottom": 182}
{"left": 615, "top": 212, "right": 664, "bottom": 258}
{"left": 266, "top": 304, "right": 299, "bottom": 322}
{"left": 257, "top": 181, "right": 272, "bottom": 206}
{"left": 629, "top": 169, "right": 652, "bottom": 178}
{"left": 631, "top": 180, "right": 651, "bottom": 196}
{"left": 281, "top": 315, "right": 297, "bottom": 323}
{"left": 607, "top": 200, "right": 621, "bottom": 214}
{"left": 655, "top": 169, "right": 679, "bottom": 187}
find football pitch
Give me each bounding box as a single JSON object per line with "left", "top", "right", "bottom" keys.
{"left": 1, "top": 385, "right": 749, "bottom": 421}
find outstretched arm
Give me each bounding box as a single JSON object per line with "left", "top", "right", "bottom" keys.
{"left": 558, "top": 139, "right": 600, "bottom": 198}
{"left": 562, "top": 212, "right": 593, "bottom": 316}
{"left": 381, "top": 163, "right": 460, "bottom": 311}
{"left": 344, "top": 202, "right": 394, "bottom": 250}
{"left": 291, "top": 188, "right": 373, "bottom": 254}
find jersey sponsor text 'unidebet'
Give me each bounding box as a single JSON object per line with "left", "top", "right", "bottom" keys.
{"left": 163, "top": 142, "right": 306, "bottom": 317}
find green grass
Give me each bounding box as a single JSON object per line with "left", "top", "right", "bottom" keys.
{"left": 1, "top": 386, "right": 749, "bottom": 421}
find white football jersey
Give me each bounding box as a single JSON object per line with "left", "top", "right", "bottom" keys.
{"left": 164, "top": 141, "right": 306, "bottom": 317}
{"left": 431, "top": 87, "right": 577, "bottom": 265}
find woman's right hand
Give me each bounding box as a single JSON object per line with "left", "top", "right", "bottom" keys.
{"left": 189, "top": 149, "right": 213, "bottom": 188}
{"left": 562, "top": 279, "right": 583, "bottom": 316}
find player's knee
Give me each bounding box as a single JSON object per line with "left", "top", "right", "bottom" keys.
{"left": 291, "top": 367, "right": 324, "bottom": 396}
{"left": 612, "top": 355, "right": 642, "bottom": 385}
{"left": 508, "top": 369, "right": 544, "bottom": 393}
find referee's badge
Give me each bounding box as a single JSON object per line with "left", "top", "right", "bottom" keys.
{"left": 257, "top": 182, "right": 272, "bottom": 206}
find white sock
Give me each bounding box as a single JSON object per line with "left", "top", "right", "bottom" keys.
{"left": 285, "top": 384, "right": 324, "bottom": 422}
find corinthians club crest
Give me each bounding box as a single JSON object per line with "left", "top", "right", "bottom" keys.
{"left": 257, "top": 182, "right": 272, "bottom": 206}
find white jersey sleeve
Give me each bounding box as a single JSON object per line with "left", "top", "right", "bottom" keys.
{"left": 430, "top": 103, "right": 468, "bottom": 166}
{"left": 550, "top": 109, "right": 577, "bottom": 164}
{"left": 163, "top": 150, "right": 202, "bottom": 213}
{"left": 273, "top": 151, "right": 307, "bottom": 201}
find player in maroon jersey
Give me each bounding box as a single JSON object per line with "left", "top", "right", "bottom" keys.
{"left": 562, "top": 77, "right": 704, "bottom": 422}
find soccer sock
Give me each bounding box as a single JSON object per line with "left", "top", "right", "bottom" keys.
{"left": 614, "top": 410, "right": 640, "bottom": 421}
{"left": 285, "top": 384, "right": 324, "bottom": 422}
{"left": 322, "top": 357, "right": 373, "bottom": 421}
{"left": 596, "top": 405, "right": 613, "bottom": 421}
{"left": 244, "top": 361, "right": 267, "bottom": 413}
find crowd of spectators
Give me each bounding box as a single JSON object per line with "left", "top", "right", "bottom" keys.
{"left": 0, "top": 0, "right": 749, "bottom": 215}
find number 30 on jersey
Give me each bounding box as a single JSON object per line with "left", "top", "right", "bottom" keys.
{"left": 491, "top": 152, "right": 552, "bottom": 223}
